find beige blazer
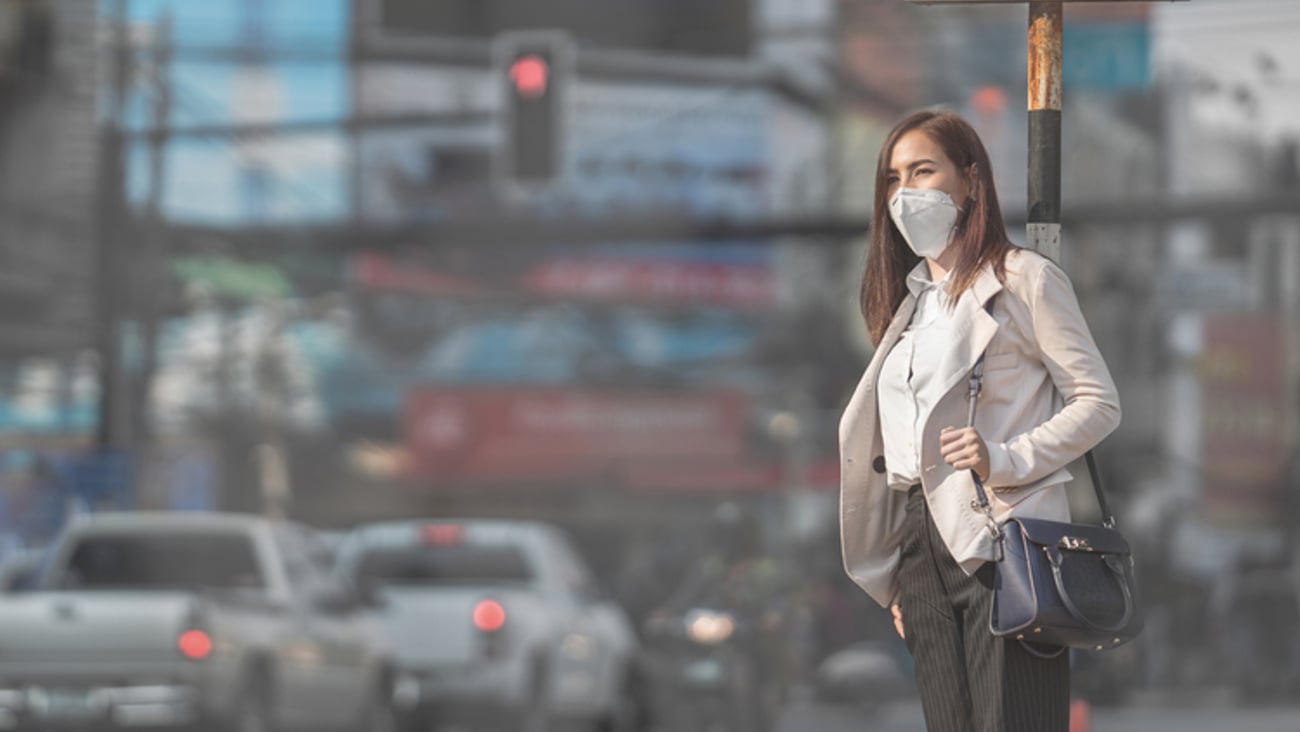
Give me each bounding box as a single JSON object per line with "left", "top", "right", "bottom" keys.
{"left": 839, "top": 248, "right": 1121, "bottom": 608}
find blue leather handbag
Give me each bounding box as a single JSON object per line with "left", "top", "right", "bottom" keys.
{"left": 966, "top": 349, "right": 1144, "bottom": 658}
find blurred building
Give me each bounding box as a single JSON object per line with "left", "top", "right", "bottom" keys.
{"left": 1149, "top": 0, "right": 1300, "bottom": 579}
{"left": 0, "top": 0, "right": 99, "bottom": 545}
{"left": 0, "top": 0, "right": 95, "bottom": 376}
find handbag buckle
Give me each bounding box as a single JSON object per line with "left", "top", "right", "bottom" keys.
{"left": 1061, "top": 536, "right": 1093, "bottom": 552}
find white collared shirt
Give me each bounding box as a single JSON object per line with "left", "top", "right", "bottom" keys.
{"left": 877, "top": 262, "right": 959, "bottom": 490}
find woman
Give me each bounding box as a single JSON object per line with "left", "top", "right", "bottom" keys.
{"left": 839, "top": 109, "right": 1120, "bottom": 731}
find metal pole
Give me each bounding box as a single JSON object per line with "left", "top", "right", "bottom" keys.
{"left": 95, "top": 0, "right": 130, "bottom": 450}
{"left": 347, "top": 0, "right": 364, "bottom": 225}
{"left": 1027, "top": 0, "right": 1063, "bottom": 261}
{"left": 133, "top": 14, "right": 173, "bottom": 447}
{"left": 143, "top": 17, "right": 172, "bottom": 231}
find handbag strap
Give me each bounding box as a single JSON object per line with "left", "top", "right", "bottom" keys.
{"left": 966, "top": 300, "right": 1117, "bottom": 530}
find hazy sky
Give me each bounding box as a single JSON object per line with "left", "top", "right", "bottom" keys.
{"left": 1155, "top": 0, "right": 1300, "bottom": 143}
{"left": 120, "top": 0, "right": 350, "bottom": 223}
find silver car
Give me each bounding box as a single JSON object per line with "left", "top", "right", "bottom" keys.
{"left": 0, "top": 512, "right": 397, "bottom": 732}
{"left": 336, "top": 519, "right": 645, "bottom": 732}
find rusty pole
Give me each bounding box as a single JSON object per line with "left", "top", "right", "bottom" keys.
{"left": 1027, "top": 0, "right": 1063, "bottom": 260}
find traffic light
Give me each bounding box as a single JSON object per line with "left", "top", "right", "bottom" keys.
{"left": 496, "top": 32, "right": 571, "bottom": 190}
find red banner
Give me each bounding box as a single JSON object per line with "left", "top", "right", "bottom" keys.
{"left": 350, "top": 252, "right": 776, "bottom": 309}
{"left": 404, "top": 388, "right": 753, "bottom": 484}
{"left": 521, "top": 258, "right": 776, "bottom": 309}
{"left": 350, "top": 252, "right": 480, "bottom": 296}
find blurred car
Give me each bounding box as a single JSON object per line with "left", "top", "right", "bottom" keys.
{"left": 642, "top": 604, "right": 777, "bottom": 732}
{"left": 0, "top": 512, "right": 397, "bottom": 732}
{"left": 811, "top": 641, "right": 911, "bottom": 708}
{"left": 335, "top": 518, "right": 645, "bottom": 732}
{"left": 0, "top": 548, "right": 45, "bottom": 593}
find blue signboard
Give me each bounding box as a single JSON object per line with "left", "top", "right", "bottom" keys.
{"left": 1064, "top": 22, "right": 1150, "bottom": 91}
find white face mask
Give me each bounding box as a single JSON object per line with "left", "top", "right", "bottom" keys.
{"left": 888, "top": 187, "right": 961, "bottom": 260}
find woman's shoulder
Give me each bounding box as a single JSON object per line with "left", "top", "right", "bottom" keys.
{"left": 1001, "top": 247, "right": 1067, "bottom": 294}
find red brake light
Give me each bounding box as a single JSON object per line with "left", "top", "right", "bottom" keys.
{"left": 422, "top": 524, "right": 464, "bottom": 546}
{"left": 178, "top": 630, "right": 213, "bottom": 660}
{"left": 473, "top": 600, "right": 506, "bottom": 632}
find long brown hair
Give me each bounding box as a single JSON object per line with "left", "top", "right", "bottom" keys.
{"left": 859, "top": 110, "right": 1016, "bottom": 346}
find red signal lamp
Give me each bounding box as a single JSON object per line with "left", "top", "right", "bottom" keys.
{"left": 510, "top": 55, "right": 550, "bottom": 99}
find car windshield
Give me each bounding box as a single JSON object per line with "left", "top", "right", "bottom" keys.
{"left": 60, "top": 533, "right": 265, "bottom": 591}
{"left": 355, "top": 545, "right": 534, "bottom": 587}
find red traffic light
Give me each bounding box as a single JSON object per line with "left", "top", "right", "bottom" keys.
{"left": 510, "top": 55, "right": 550, "bottom": 99}
{"left": 496, "top": 33, "right": 569, "bottom": 186}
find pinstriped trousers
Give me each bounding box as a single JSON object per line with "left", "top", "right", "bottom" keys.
{"left": 898, "top": 485, "right": 1069, "bottom": 732}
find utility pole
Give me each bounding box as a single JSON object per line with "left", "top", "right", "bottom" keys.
{"left": 1026, "top": 0, "right": 1062, "bottom": 260}
{"left": 132, "top": 14, "right": 173, "bottom": 447}
{"left": 95, "top": 0, "right": 130, "bottom": 451}
{"left": 237, "top": 0, "right": 274, "bottom": 222}
{"left": 1276, "top": 142, "right": 1300, "bottom": 540}
{"left": 236, "top": 0, "right": 291, "bottom": 518}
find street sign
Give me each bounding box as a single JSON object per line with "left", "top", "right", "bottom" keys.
{"left": 1065, "top": 22, "right": 1150, "bottom": 90}
{"left": 174, "top": 256, "right": 292, "bottom": 301}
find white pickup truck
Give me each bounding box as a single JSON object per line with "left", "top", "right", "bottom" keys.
{"left": 335, "top": 519, "right": 646, "bottom": 732}
{"left": 0, "top": 512, "right": 397, "bottom": 732}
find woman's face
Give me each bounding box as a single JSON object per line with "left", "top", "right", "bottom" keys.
{"left": 886, "top": 129, "right": 972, "bottom": 204}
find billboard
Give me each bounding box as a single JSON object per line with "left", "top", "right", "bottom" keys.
{"left": 404, "top": 388, "right": 751, "bottom": 484}
{"left": 401, "top": 387, "right": 844, "bottom": 493}
{"left": 1199, "top": 315, "right": 1290, "bottom": 526}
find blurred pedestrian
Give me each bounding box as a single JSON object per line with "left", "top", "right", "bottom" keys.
{"left": 839, "top": 109, "right": 1121, "bottom": 731}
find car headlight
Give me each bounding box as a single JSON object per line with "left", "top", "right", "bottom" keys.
{"left": 560, "top": 633, "right": 598, "bottom": 661}
{"left": 686, "top": 610, "right": 735, "bottom": 645}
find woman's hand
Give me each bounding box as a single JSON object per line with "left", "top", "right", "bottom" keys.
{"left": 890, "top": 600, "right": 905, "bottom": 639}
{"left": 940, "top": 426, "right": 990, "bottom": 481}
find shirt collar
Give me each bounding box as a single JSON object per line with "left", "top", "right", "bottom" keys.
{"left": 905, "top": 260, "right": 947, "bottom": 299}
{"left": 906, "top": 257, "right": 1007, "bottom": 310}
